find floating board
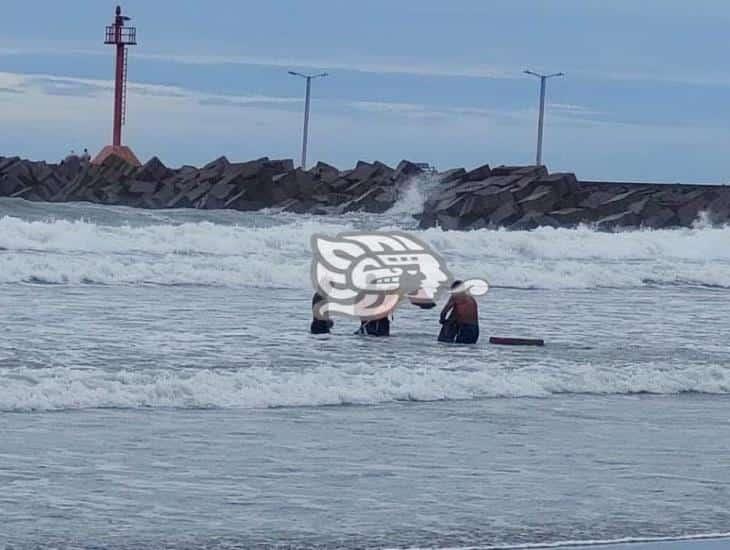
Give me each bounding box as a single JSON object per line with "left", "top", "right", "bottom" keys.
{"left": 489, "top": 337, "right": 545, "bottom": 347}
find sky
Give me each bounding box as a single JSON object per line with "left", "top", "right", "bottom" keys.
{"left": 1, "top": 0, "right": 729, "bottom": 182}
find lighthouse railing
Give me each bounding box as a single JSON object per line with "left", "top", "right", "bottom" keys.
{"left": 105, "top": 26, "right": 137, "bottom": 45}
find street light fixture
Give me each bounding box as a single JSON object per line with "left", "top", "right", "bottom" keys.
{"left": 288, "top": 71, "right": 328, "bottom": 169}
{"left": 524, "top": 70, "right": 564, "bottom": 166}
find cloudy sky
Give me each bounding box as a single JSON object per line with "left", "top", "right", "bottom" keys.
{"left": 1, "top": 0, "right": 729, "bottom": 182}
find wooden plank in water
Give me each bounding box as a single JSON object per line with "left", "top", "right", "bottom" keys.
{"left": 489, "top": 337, "right": 545, "bottom": 346}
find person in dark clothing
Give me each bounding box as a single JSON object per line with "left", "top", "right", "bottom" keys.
{"left": 310, "top": 292, "right": 334, "bottom": 334}
{"left": 438, "top": 280, "right": 479, "bottom": 344}
{"left": 437, "top": 310, "right": 458, "bottom": 342}
{"left": 358, "top": 316, "right": 390, "bottom": 337}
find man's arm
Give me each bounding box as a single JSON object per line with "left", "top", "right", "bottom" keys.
{"left": 439, "top": 297, "right": 455, "bottom": 324}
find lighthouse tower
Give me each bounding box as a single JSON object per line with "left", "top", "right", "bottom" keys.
{"left": 92, "top": 5, "right": 141, "bottom": 166}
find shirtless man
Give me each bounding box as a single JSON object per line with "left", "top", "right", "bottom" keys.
{"left": 438, "top": 280, "right": 479, "bottom": 344}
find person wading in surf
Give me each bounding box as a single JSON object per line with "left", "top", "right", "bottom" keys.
{"left": 438, "top": 280, "right": 479, "bottom": 344}
{"left": 310, "top": 292, "right": 334, "bottom": 334}
{"left": 357, "top": 314, "right": 390, "bottom": 337}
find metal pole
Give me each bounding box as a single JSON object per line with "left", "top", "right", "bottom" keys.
{"left": 113, "top": 42, "right": 125, "bottom": 147}
{"left": 536, "top": 76, "right": 546, "bottom": 166}
{"left": 112, "top": 11, "right": 125, "bottom": 148}
{"left": 301, "top": 76, "right": 311, "bottom": 169}
{"left": 289, "top": 71, "right": 328, "bottom": 170}
{"left": 524, "top": 70, "right": 564, "bottom": 167}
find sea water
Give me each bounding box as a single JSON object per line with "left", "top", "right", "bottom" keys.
{"left": 1, "top": 186, "right": 730, "bottom": 549}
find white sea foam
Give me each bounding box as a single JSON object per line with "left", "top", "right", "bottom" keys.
{"left": 2, "top": 359, "right": 730, "bottom": 412}
{"left": 384, "top": 173, "right": 442, "bottom": 219}
{"left": 1, "top": 200, "right": 729, "bottom": 289}
{"left": 397, "top": 531, "right": 730, "bottom": 550}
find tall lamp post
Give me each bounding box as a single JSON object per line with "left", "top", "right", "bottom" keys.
{"left": 288, "top": 71, "right": 328, "bottom": 169}
{"left": 524, "top": 70, "right": 564, "bottom": 166}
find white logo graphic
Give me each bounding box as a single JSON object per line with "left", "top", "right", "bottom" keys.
{"left": 310, "top": 231, "right": 488, "bottom": 320}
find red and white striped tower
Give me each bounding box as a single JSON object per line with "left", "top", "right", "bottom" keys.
{"left": 92, "top": 5, "right": 141, "bottom": 166}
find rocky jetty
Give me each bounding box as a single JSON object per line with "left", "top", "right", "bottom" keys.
{"left": 418, "top": 164, "right": 730, "bottom": 230}
{"left": 1, "top": 153, "right": 729, "bottom": 230}
{"left": 0, "top": 154, "right": 421, "bottom": 216}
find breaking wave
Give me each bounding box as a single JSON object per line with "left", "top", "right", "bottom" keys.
{"left": 2, "top": 359, "right": 730, "bottom": 412}
{"left": 1, "top": 198, "right": 729, "bottom": 289}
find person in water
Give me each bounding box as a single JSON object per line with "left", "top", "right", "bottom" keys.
{"left": 310, "top": 292, "right": 334, "bottom": 334}
{"left": 358, "top": 314, "right": 390, "bottom": 337}
{"left": 438, "top": 280, "right": 479, "bottom": 344}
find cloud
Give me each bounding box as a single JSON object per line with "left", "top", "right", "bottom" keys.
{"left": 0, "top": 72, "right": 595, "bottom": 129}
{"left": 1, "top": 69, "right": 728, "bottom": 182}
{"left": 6, "top": 44, "right": 730, "bottom": 89}
{"left": 348, "top": 100, "right": 446, "bottom": 117}
{"left": 549, "top": 102, "right": 595, "bottom": 113}
{"left": 134, "top": 52, "right": 516, "bottom": 80}
{"left": 33, "top": 79, "right": 106, "bottom": 98}
{"left": 0, "top": 71, "right": 300, "bottom": 105}
{"left": 131, "top": 52, "right": 730, "bottom": 88}
{"left": 0, "top": 70, "right": 693, "bottom": 137}
{"left": 0, "top": 72, "right": 27, "bottom": 93}
{"left": 0, "top": 46, "right": 515, "bottom": 80}
{"left": 347, "top": 100, "right": 606, "bottom": 129}
{"left": 573, "top": 68, "right": 730, "bottom": 88}
{"left": 346, "top": 101, "right": 541, "bottom": 127}
{"left": 6, "top": 44, "right": 730, "bottom": 90}
{"left": 198, "top": 96, "right": 301, "bottom": 109}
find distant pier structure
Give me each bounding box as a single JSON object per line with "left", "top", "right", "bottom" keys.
{"left": 92, "top": 5, "right": 141, "bottom": 166}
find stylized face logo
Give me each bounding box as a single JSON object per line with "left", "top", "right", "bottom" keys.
{"left": 311, "top": 232, "right": 452, "bottom": 320}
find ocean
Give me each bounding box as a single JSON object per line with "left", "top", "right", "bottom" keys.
{"left": 1, "top": 182, "right": 730, "bottom": 549}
